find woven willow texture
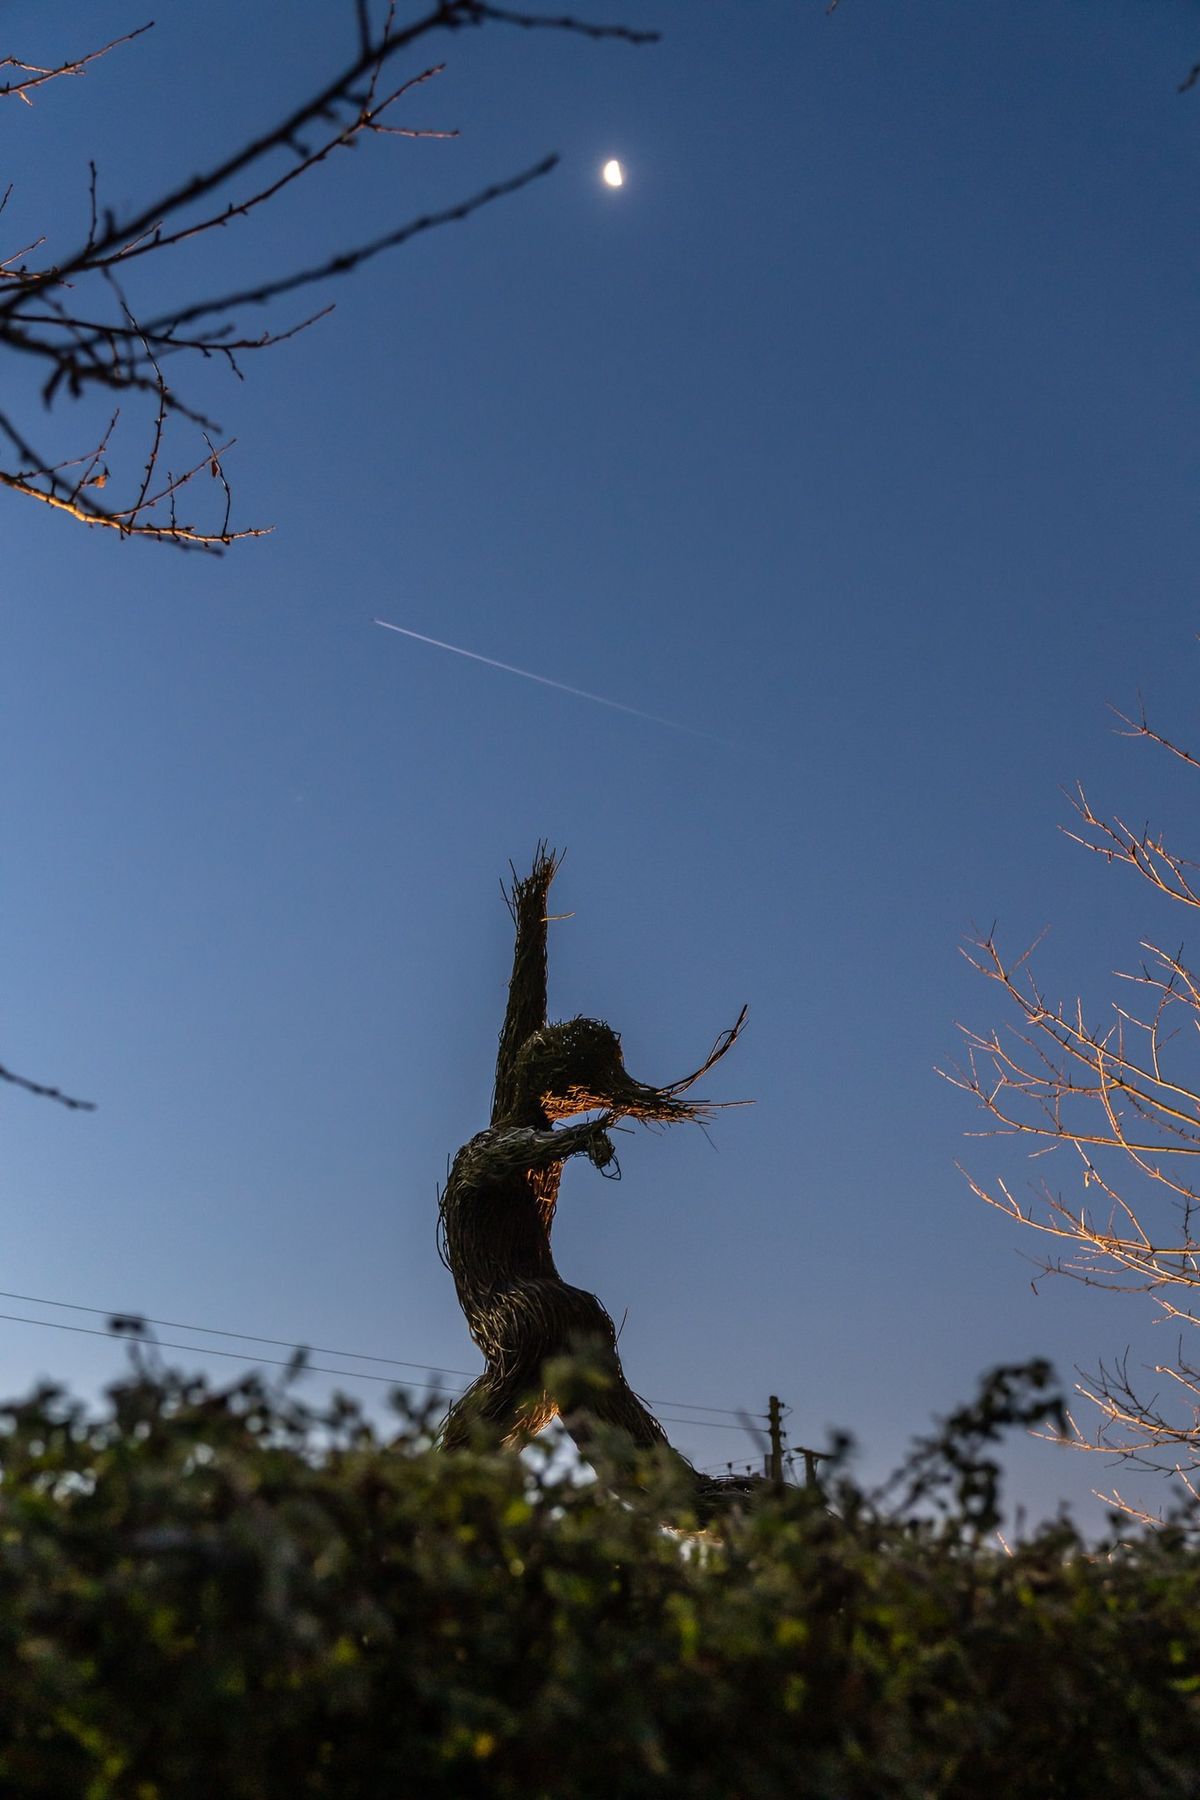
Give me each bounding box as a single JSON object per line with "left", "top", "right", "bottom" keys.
{"left": 439, "top": 847, "right": 753, "bottom": 1519}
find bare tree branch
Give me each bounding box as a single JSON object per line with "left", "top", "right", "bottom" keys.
{"left": 0, "top": 26, "right": 153, "bottom": 106}
{"left": 947, "top": 681, "right": 1200, "bottom": 1490}
{"left": 0, "top": 2, "right": 650, "bottom": 549}
{"left": 0, "top": 1063, "right": 94, "bottom": 1112}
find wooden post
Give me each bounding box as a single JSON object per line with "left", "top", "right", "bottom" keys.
{"left": 767, "top": 1394, "right": 784, "bottom": 1492}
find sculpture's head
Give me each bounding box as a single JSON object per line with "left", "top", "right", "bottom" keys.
{"left": 512, "top": 1015, "right": 738, "bottom": 1125}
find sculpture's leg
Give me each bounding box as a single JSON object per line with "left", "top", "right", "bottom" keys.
{"left": 442, "top": 1276, "right": 751, "bottom": 1518}
{"left": 443, "top": 1277, "right": 680, "bottom": 1467}
{"left": 440, "top": 1365, "right": 556, "bottom": 1450}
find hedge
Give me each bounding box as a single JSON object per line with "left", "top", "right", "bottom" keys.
{"left": 0, "top": 1355, "right": 1196, "bottom": 1798}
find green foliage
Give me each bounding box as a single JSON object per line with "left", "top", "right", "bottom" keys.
{"left": 0, "top": 1356, "right": 1196, "bottom": 1799}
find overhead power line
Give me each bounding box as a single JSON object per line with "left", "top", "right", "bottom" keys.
{"left": 0, "top": 1287, "right": 766, "bottom": 1424}
{"left": 0, "top": 1288, "right": 473, "bottom": 1379}
{"left": 0, "top": 1310, "right": 461, "bottom": 1393}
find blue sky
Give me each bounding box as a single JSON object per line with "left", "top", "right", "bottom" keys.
{"left": 4, "top": 0, "right": 1199, "bottom": 1526}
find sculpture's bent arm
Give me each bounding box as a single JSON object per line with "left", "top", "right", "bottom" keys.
{"left": 461, "top": 1116, "right": 614, "bottom": 1184}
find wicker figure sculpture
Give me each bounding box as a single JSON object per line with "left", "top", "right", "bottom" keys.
{"left": 438, "top": 846, "right": 750, "bottom": 1519}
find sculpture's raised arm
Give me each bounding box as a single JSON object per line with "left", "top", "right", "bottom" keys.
{"left": 491, "top": 842, "right": 560, "bottom": 1125}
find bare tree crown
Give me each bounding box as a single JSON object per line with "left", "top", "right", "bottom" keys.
{"left": 945, "top": 700, "right": 1200, "bottom": 1511}
{"left": 0, "top": 3, "right": 654, "bottom": 551}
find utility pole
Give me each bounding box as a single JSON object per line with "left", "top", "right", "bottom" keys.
{"left": 767, "top": 1394, "right": 784, "bottom": 1492}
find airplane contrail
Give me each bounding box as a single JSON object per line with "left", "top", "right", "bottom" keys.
{"left": 373, "top": 619, "right": 731, "bottom": 746}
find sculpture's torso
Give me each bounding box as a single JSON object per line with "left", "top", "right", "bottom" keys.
{"left": 441, "top": 1128, "right": 562, "bottom": 1345}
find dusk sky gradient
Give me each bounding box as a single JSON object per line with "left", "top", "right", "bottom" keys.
{"left": 5, "top": 0, "right": 1200, "bottom": 1527}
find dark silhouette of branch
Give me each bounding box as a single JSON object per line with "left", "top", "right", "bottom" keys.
{"left": 130, "top": 154, "right": 560, "bottom": 339}
{"left": 462, "top": 6, "right": 658, "bottom": 42}
{"left": 0, "top": 1063, "right": 94, "bottom": 1112}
